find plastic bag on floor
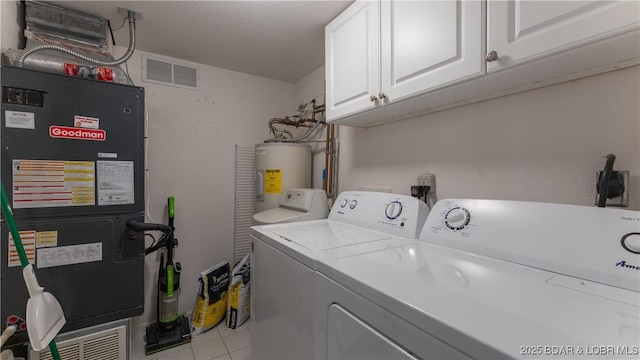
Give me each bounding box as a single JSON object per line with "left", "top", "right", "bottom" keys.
{"left": 190, "top": 261, "right": 230, "bottom": 336}
{"left": 226, "top": 254, "right": 251, "bottom": 329}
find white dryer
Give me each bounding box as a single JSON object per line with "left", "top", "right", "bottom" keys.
{"left": 314, "top": 199, "right": 640, "bottom": 359}
{"left": 250, "top": 191, "right": 429, "bottom": 359}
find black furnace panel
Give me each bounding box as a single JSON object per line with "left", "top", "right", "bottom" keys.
{"left": 1, "top": 66, "right": 145, "bottom": 333}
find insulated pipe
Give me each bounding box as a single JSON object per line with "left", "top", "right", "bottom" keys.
{"left": 16, "top": 11, "right": 137, "bottom": 67}
{"left": 263, "top": 118, "right": 325, "bottom": 143}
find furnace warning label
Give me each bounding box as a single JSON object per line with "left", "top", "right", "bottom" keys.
{"left": 37, "top": 242, "right": 102, "bottom": 269}
{"left": 8, "top": 230, "right": 36, "bottom": 267}
{"left": 12, "top": 160, "right": 95, "bottom": 208}
{"left": 5, "top": 111, "right": 35, "bottom": 129}
{"left": 265, "top": 169, "right": 282, "bottom": 194}
{"left": 97, "top": 161, "right": 135, "bottom": 206}
{"left": 36, "top": 231, "right": 58, "bottom": 248}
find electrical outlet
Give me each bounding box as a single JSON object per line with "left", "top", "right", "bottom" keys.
{"left": 417, "top": 173, "right": 435, "bottom": 193}
{"left": 595, "top": 170, "right": 629, "bottom": 207}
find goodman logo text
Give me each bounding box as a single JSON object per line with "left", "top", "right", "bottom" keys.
{"left": 49, "top": 126, "right": 106, "bottom": 141}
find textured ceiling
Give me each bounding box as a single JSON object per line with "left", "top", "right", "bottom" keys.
{"left": 49, "top": 1, "right": 353, "bottom": 83}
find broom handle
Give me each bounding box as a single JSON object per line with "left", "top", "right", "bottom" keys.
{"left": 0, "top": 183, "right": 29, "bottom": 267}
{"left": 0, "top": 182, "right": 62, "bottom": 360}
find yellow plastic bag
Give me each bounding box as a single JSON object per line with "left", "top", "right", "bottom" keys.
{"left": 190, "top": 261, "right": 230, "bottom": 335}
{"left": 226, "top": 254, "right": 250, "bottom": 329}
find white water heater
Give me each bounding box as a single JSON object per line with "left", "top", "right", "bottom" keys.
{"left": 255, "top": 143, "right": 311, "bottom": 213}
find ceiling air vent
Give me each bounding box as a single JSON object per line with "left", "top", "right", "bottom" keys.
{"left": 142, "top": 54, "right": 200, "bottom": 90}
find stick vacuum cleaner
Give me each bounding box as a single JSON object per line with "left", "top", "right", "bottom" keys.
{"left": 126, "top": 197, "right": 191, "bottom": 355}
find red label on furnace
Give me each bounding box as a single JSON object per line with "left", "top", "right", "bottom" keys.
{"left": 49, "top": 126, "right": 106, "bottom": 141}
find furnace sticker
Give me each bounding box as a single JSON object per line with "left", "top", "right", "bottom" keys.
{"left": 97, "top": 161, "right": 135, "bottom": 206}
{"left": 37, "top": 242, "right": 102, "bottom": 269}
{"left": 4, "top": 110, "right": 35, "bottom": 129}
{"left": 12, "top": 159, "right": 95, "bottom": 208}
{"left": 8, "top": 230, "right": 36, "bottom": 267}
{"left": 36, "top": 231, "right": 58, "bottom": 248}
{"left": 74, "top": 115, "right": 99, "bottom": 129}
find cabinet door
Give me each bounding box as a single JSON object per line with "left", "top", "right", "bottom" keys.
{"left": 487, "top": 0, "right": 640, "bottom": 72}
{"left": 380, "top": 0, "right": 483, "bottom": 102}
{"left": 325, "top": 0, "right": 380, "bottom": 121}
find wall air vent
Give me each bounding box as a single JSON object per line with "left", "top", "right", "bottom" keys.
{"left": 142, "top": 54, "right": 200, "bottom": 90}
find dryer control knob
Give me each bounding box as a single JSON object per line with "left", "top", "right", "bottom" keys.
{"left": 340, "top": 199, "right": 348, "bottom": 208}
{"left": 445, "top": 207, "right": 470, "bottom": 230}
{"left": 621, "top": 233, "right": 640, "bottom": 254}
{"left": 385, "top": 201, "right": 403, "bottom": 219}
{"left": 349, "top": 200, "right": 358, "bottom": 209}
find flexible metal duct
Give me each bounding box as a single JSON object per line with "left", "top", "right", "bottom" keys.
{"left": 5, "top": 1, "right": 136, "bottom": 85}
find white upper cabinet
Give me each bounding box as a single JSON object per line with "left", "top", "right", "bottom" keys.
{"left": 325, "top": 1, "right": 380, "bottom": 120}
{"left": 325, "top": 0, "right": 639, "bottom": 126}
{"left": 325, "top": 0, "right": 483, "bottom": 121}
{"left": 487, "top": 0, "right": 640, "bottom": 71}
{"left": 381, "top": 0, "right": 483, "bottom": 101}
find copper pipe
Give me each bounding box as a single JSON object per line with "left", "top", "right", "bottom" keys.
{"left": 325, "top": 123, "right": 335, "bottom": 198}
{"left": 324, "top": 124, "right": 330, "bottom": 192}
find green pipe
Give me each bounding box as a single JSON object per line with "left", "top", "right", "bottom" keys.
{"left": 0, "top": 182, "right": 62, "bottom": 360}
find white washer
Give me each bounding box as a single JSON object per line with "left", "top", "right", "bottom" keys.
{"left": 250, "top": 191, "right": 429, "bottom": 359}
{"left": 315, "top": 199, "right": 640, "bottom": 359}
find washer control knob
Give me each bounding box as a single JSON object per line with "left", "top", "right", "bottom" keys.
{"left": 340, "top": 199, "right": 348, "bottom": 208}
{"left": 445, "top": 207, "right": 470, "bottom": 230}
{"left": 385, "top": 201, "right": 403, "bottom": 219}
{"left": 349, "top": 200, "right": 358, "bottom": 209}
{"left": 621, "top": 233, "right": 640, "bottom": 254}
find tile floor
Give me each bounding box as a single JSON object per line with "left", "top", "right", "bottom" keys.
{"left": 131, "top": 320, "right": 251, "bottom": 360}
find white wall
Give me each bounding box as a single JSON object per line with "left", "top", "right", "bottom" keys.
{"left": 0, "top": 0, "right": 23, "bottom": 54}
{"left": 299, "top": 66, "right": 639, "bottom": 210}
{"left": 114, "top": 48, "right": 295, "bottom": 325}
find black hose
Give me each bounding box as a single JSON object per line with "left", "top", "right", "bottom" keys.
{"left": 126, "top": 219, "right": 172, "bottom": 234}
{"left": 597, "top": 154, "right": 616, "bottom": 208}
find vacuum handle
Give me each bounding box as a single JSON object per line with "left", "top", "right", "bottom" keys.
{"left": 168, "top": 196, "right": 175, "bottom": 220}
{"left": 126, "top": 219, "right": 172, "bottom": 234}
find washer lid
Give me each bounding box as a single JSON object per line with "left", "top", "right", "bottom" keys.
{"left": 268, "top": 222, "right": 390, "bottom": 251}
{"left": 253, "top": 208, "right": 303, "bottom": 224}
{"left": 318, "top": 240, "right": 640, "bottom": 359}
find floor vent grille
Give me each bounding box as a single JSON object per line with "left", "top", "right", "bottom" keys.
{"left": 30, "top": 320, "right": 128, "bottom": 360}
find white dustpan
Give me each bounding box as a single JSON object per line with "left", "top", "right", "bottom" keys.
{"left": 22, "top": 264, "right": 66, "bottom": 351}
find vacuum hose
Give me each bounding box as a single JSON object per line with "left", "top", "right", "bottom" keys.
{"left": 126, "top": 220, "right": 172, "bottom": 234}
{"left": 126, "top": 220, "right": 174, "bottom": 255}
{"left": 16, "top": 11, "right": 137, "bottom": 67}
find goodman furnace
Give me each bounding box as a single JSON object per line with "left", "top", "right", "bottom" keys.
{"left": 1, "top": 66, "right": 146, "bottom": 335}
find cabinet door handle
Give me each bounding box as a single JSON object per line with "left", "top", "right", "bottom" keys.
{"left": 370, "top": 94, "right": 378, "bottom": 102}
{"left": 485, "top": 51, "right": 498, "bottom": 62}
{"left": 378, "top": 91, "right": 387, "bottom": 99}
